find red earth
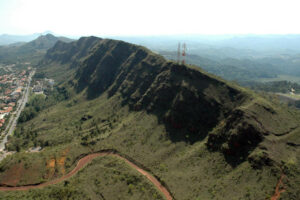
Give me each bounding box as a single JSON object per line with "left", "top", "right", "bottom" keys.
{"left": 271, "top": 173, "right": 286, "bottom": 200}
{"left": 0, "top": 151, "right": 173, "bottom": 200}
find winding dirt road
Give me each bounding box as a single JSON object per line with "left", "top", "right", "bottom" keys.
{"left": 0, "top": 151, "right": 173, "bottom": 200}
{"left": 271, "top": 173, "right": 286, "bottom": 200}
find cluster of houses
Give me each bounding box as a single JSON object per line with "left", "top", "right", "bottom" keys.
{"left": 0, "top": 69, "right": 29, "bottom": 128}
{"left": 32, "top": 78, "right": 54, "bottom": 94}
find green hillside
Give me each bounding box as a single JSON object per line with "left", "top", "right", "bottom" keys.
{"left": 1, "top": 37, "right": 300, "bottom": 200}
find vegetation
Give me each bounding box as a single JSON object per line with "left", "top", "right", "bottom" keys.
{"left": 248, "top": 80, "right": 300, "bottom": 94}
{"left": 1, "top": 37, "right": 300, "bottom": 199}
{"left": 161, "top": 51, "right": 278, "bottom": 82}
{"left": 33, "top": 71, "right": 46, "bottom": 79}
{"left": 0, "top": 156, "right": 164, "bottom": 200}
{"left": 18, "top": 87, "right": 70, "bottom": 123}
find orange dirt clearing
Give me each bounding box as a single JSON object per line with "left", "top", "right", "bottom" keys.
{"left": 45, "top": 158, "right": 55, "bottom": 179}
{"left": 57, "top": 148, "right": 69, "bottom": 175}
{"left": 47, "top": 159, "right": 55, "bottom": 168}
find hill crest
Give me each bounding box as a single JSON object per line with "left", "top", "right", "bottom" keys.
{"left": 40, "top": 36, "right": 299, "bottom": 166}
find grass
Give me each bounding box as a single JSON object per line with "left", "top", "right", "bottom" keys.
{"left": 1, "top": 37, "right": 300, "bottom": 199}
{"left": 0, "top": 89, "right": 298, "bottom": 199}
{"left": 0, "top": 156, "right": 164, "bottom": 200}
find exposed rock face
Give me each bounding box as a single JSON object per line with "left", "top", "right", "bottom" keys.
{"left": 42, "top": 36, "right": 299, "bottom": 165}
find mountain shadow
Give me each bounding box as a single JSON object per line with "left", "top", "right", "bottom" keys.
{"left": 39, "top": 36, "right": 299, "bottom": 166}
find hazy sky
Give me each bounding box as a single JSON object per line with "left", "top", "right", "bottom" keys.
{"left": 0, "top": 0, "right": 299, "bottom": 36}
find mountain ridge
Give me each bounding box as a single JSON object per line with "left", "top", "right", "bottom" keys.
{"left": 40, "top": 36, "right": 299, "bottom": 162}
{"left": 1, "top": 36, "right": 299, "bottom": 199}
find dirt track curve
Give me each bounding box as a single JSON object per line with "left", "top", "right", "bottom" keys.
{"left": 0, "top": 152, "right": 173, "bottom": 200}
{"left": 271, "top": 173, "right": 286, "bottom": 200}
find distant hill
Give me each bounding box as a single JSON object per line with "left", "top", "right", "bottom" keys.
{"left": 0, "top": 31, "right": 62, "bottom": 46}
{"left": 218, "top": 35, "right": 300, "bottom": 52}
{"left": 0, "top": 34, "right": 73, "bottom": 63}
{"left": 116, "top": 34, "right": 300, "bottom": 55}
{"left": 0, "top": 33, "right": 41, "bottom": 46}
{"left": 2, "top": 36, "right": 296, "bottom": 199}
{"left": 23, "top": 34, "right": 72, "bottom": 50}
{"left": 160, "top": 51, "right": 279, "bottom": 83}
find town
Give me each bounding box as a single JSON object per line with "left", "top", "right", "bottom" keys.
{"left": 0, "top": 66, "right": 31, "bottom": 130}
{"left": 0, "top": 63, "right": 36, "bottom": 154}
{"left": 0, "top": 64, "right": 55, "bottom": 133}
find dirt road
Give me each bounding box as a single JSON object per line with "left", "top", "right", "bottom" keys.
{"left": 0, "top": 151, "right": 173, "bottom": 200}
{"left": 271, "top": 173, "right": 286, "bottom": 200}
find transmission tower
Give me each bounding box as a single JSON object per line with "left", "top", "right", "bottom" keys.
{"left": 177, "top": 42, "right": 181, "bottom": 64}
{"left": 182, "top": 43, "right": 186, "bottom": 65}
{"left": 177, "top": 42, "right": 187, "bottom": 65}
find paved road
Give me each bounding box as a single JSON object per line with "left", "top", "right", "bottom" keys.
{"left": 0, "top": 70, "right": 35, "bottom": 152}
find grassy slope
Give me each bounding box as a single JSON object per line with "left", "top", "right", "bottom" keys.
{"left": 2, "top": 87, "right": 299, "bottom": 199}
{"left": 1, "top": 156, "right": 164, "bottom": 200}
{"left": 0, "top": 38, "right": 299, "bottom": 199}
